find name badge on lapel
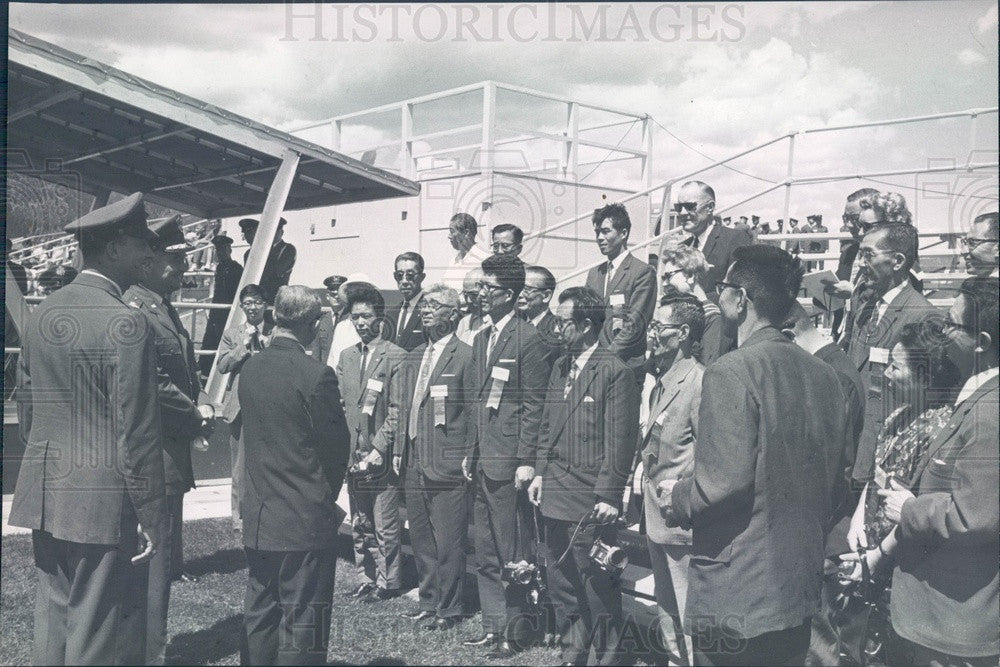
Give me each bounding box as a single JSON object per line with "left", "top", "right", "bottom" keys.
{"left": 609, "top": 293, "right": 625, "bottom": 307}
{"left": 869, "top": 347, "right": 890, "bottom": 365}
{"left": 487, "top": 366, "right": 510, "bottom": 410}
{"left": 362, "top": 378, "right": 384, "bottom": 416}
{"left": 431, "top": 384, "right": 448, "bottom": 426}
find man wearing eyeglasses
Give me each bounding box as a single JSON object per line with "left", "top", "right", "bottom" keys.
{"left": 491, "top": 223, "right": 524, "bottom": 257}
{"left": 389, "top": 252, "right": 427, "bottom": 352}
{"left": 217, "top": 284, "right": 273, "bottom": 535}
{"left": 462, "top": 253, "right": 550, "bottom": 658}
{"left": 585, "top": 203, "right": 657, "bottom": 377}
{"left": 456, "top": 267, "right": 490, "bottom": 345}
{"left": 962, "top": 212, "right": 999, "bottom": 277}
{"left": 844, "top": 223, "right": 938, "bottom": 492}
{"left": 673, "top": 181, "right": 753, "bottom": 303}
{"left": 517, "top": 265, "right": 561, "bottom": 367}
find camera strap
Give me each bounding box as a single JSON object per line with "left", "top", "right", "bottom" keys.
{"left": 553, "top": 511, "right": 595, "bottom": 567}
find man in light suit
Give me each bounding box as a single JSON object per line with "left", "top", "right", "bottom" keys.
{"left": 388, "top": 252, "right": 427, "bottom": 351}
{"left": 878, "top": 276, "right": 999, "bottom": 666}
{"left": 217, "top": 284, "right": 272, "bottom": 533}
{"left": 528, "top": 287, "right": 640, "bottom": 667}
{"left": 585, "top": 203, "right": 657, "bottom": 376}
{"left": 844, "top": 224, "right": 938, "bottom": 487}
{"left": 9, "top": 193, "right": 165, "bottom": 665}
{"left": 335, "top": 283, "right": 406, "bottom": 602}
{"left": 641, "top": 293, "right": 706, "bottom": 666}
{"left": 663, "top": 245, "right": 848, "bottom": 666}
{"left": 673, "top": 181, "right": 753, "bottom": 303}
{"left": 125, "top": 215, "right": 215, "bottom": 664}
{"left": 239, "top": 286, "right": 351, "bottom": 665}
{"left": 518, "top": 265, "right": 562, "bottom": 368}
{"left": 463, "top": 253, "right": 550, "bottom": 657}
{"left": 396, "top": 285, "right": 476, "bottom": 629}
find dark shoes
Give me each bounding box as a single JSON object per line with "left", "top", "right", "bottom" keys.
{"left": 424, "top": 617, "right": 457, "bottom": 631}
{"left": 400, "top": 609, "right": 435, "bottom": 621}
{"left": 463, "top": 632, "right": 515, "bottom": 658}
{"left": 485, "top": 639, "right": 515, "bottom": 660}
{"left": 462, "top": 632, "right": 498, "bottom": 647}
{"left": 362, "top": 587, "right": 402, "bottom": 603}
{"left": 346, "top": 582, "right": 377, "bottom": 598}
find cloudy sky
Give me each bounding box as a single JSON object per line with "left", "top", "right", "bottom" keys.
{"left": 9, "top": 1, "right": 999, "bottom": 229}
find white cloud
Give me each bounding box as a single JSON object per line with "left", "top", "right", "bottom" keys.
{"left": 977, "top": 3, "right": 998, "bottom": 33}
{"left": 958, "top": 48, "right": 988, "bottom": 65}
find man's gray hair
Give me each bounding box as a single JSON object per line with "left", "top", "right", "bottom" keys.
{"left": 274, "top": 285, "right": 322, "bottom": 328}
{"left": 423, "top": 283, "right": 460, "bottom": 308}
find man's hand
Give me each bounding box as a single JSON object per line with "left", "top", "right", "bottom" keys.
{"left": 823, "top": 279, "right": 854, "bottom": 300}
{"left": 527, "top": 476, "right": 543, "bottom": 506}
{"left": 461, "top": 456, "right": 472, "bottom": 482}
{"left": 392, "top": 455, "right": 401, "bottom": 476}
{"left": 133, "top": 524, "right": 156, "bottom": 565}
{"left": 655, "top": 478, "right": 677, "bottom": 501}
{"left": 365, "top": 449, "right": 384, "bottom": 467}
{"left": 593, "top": 502, "right": 618, "bottom": 524}
{"left": 876, "top": 479, "right": 915, "bottom": 524}
{"left": 515, "top": 465, "right": 535, "bottom": 490}
{"left": 197, "top": 404, "right": 216, "bottom": 434}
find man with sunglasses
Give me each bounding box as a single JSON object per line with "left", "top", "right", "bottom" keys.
{"left": 962, "top": 211, "right": 999, "bottom": 277}
{"left": 673, "top": 181, "right": 753, "bottom": 303}
{"left": 844, "top": 223, "right": 938, "bottom": 491}
{"left": 663, "top": 245, "right": 847, "bottom": 666}
{"left": 389, "top": 252, "right": 427, "bottom": 352}
{"left": 9, "top": 193, "right": 166, "bottom": 664}
{"left": 463, "top": 253, "right": 550, "bottom": 658}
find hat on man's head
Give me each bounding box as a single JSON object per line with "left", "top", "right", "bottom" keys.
{"left": 323, "top": 275, "right": 348, "bottom": 291}
{"left": 63, "top": 192, "right": 154, "bottom": 239}
{"left": 149, "top": 215, "right": 194, "bottom": 253}
{"left": 238, "top": 218, "right": 259, "bottom": 231}
{"left": 751, "top": 215, "right": 760, "bottom": 223}
{"left": 790, "top": 218, "right": 799, "bottom": 224}
{"left": 211, "top": 235, "right": 234, "bottom": 247}
{"left": 807, "top": 214, "right": 823, "bottom": 223}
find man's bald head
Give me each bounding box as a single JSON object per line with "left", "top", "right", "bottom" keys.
{"left": 463, "top": 267, "right": 484, "bottom": 291}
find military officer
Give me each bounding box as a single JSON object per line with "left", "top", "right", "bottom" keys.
{"left": 125, "top": 215, "right": 215, "bottom": 665}
{"left": 199, "top": 234, "right": 243, "bottom": 375}
{"left": 8, "top": 193, "right": 167, "bottom": 665}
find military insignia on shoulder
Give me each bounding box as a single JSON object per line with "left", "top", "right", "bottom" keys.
{"left": 128, "top": 300, "right": 142, "bottom": 309}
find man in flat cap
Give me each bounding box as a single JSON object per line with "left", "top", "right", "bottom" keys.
{"left": 125, "top": 215, "right": 216, "bottom": 664}
{"left": 307, "top": 275, "right": 347, "bottom": 363}
{"left": 239, "top": 217, "right": 297, "bottom": 305}
{"left": 199, "top": 235, "right": 244, "bottom": 376}
{"left": 8, "top": 192, "right": 167, "bottom": 665}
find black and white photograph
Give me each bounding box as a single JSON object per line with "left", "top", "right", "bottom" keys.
{"left": 2, "top": 1, "right": 998, "bottom": 665}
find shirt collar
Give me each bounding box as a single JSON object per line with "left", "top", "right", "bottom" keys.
{"left": 955, "top": 367, "right": 999, "bottom": 407}
{"left": 431, "top": 332, "right": 454, "bottom": 353}
{"left": 405, "top": 290, "right": 424, "bottom": 309}
{"left": 607, "top": 249, "right": 632, "bottom": 274}
{"left": 80, "top": 269, "right": 122, "bottom": 296}
{"left": 530, "top": 309, "right": 549, "bottom": 327}
{"left": 880, "top": 281, "right": 907, "bottom": 306}
{"left": 491, "top": 311, "right": 514, "bottom": 333}
{"left": 573, "top": 342, "right": 600, "bottom": 371}
{"left": 696, "top": 223, "right": 716, "bottom": 249}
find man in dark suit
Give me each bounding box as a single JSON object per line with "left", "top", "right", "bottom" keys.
{"left": 388, "top": 251, "right": 427, "bottom": 351}
{"left": 9, "top": 193, "right": 166, "bottom": 665}
{"left": 877, "top": 276, "right": 999, "bottom": 666}
{"left": 335, "top": 284, "right": 406, "bottom": 602}
{"left": 125, "top": 215, "right": 215, "bottom": 664}
{"left": 641, "top": 294, "right": 706, "bottom": 666}
{"left": 585, "top": 203, "right": 657, "bottom": 373}
{"left": 844, "top": 223, "right": 939, "bottom": 487}
{"left": 518, "top": 265, "right": 561, "bottom": 368}
{"left": 462, "top": 254, "right": 550, "bottom": 657}
{"left": 239, "top": 285, "right": 351, "bottom": 665}
{"left": 396, "top": 284, "right": 476, "bottom": 629}
{"left": 239, "top": 217, "right": 297, "bottom": 305}
{"left": 217, "top": 284, "right": 272, "bottom": 532}
{"left": 306, "top": 275, "right": 345, "bottom": 362}
{"left": 664, "top": 245, "right": 848, "bottom": 666}
{"left": 199, "top": 234, "right": 244, "bottom": 375}
{"left": 672, "top": 181, "right": 753, "bottom": 302}
{"left": 528, "top": 287, "right": 640, "bottom": 667}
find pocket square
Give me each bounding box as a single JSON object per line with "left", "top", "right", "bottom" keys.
{"left": 583, "top": 396, "right": 595, "bottom": 403}
{"left": 441, "top": 373, "right": 456, "bottom": 377}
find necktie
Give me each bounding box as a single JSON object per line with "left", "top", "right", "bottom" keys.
{"left": 397, "top": 301, "right": 409, "bottom": 338}
{"left": 408, "top": 345, "right": 434, "bottom": 439}
{"left": 564, "top": 359, "right": 579, "bottom": 398}
{"left": 604, "top": 261, "right": 613, "bottom": 299}
{"left": 690, "top": 235, "right": 700, "bottom": 249}
{"left": 359, "top": 344, "right": 369, "bottom": 383}
{"left": 487, "top": 326, "right": 499, "bottom": 360}
{"left": 248, "top": 327, "right": 262, "bottom": 354}
{"left": 164, "top": 300, "right": 186, "bottom": 335}
{"left": 649, "top": 378, "right": 665, "bottom": 411}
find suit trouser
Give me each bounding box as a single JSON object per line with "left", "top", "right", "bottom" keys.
{"left": 199, "top": 310, "right": 227, "bottom": 376}
{"left": 31, "top": 526, "right": 147, "bottom": 666}
{"left": 404, "top": 464, "right": 467, "bottom": 618}
{"left": 241, "top": 548, "right": 337, "bottom": 666}
{"left": 691, "top": 621, "right": 810, "bottom": 667}
{"left": 648, "top": 540, "right": 694, "bottom": 665}
{"left": 889, "top": 636, "right": 1000, "bottom": 667}
{"left": 145, "top": 492, "right": 184, "bottom": 664}
{"left": 348, "top": 474, "right": 402, "bottom": 590}
{"left": 541, "top": 518, "right": 623, "bottom": 666}
{"left": 473, "top": 469, "right": 535, "bottom": 639}
{"left": 229, "top": 419, "right": 244, "bottom": 531}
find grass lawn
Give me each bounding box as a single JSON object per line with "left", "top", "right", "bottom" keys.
{"left": 1, "top": 518, "right": 664, "bottom": 665}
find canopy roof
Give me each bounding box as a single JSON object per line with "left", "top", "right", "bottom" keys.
{"left": 7, "top": 29, "right": 420, "bottom": 219}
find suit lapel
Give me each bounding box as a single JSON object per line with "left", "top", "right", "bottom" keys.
{"left": 481, "top": 317, "right": 517, "bottom": 391}
{"left": 428, "top": 336, "right": 458, "bottom": 389}
{"left": 608, "top": 255, "right": 631, "bottom": 296}
{"left": 357, "top": 341, "right": 387, "bottom": 405}
{"left": 913, "top": 377, "right": 998, "bottom": 481}
{"left": 549, "top": 351, "right": 602, "bottom": 443}
{"left": 642, "top": 359, "right": 693, "bottom": 440}
{"left": 702, "top": 225, "right": 722, "bottom": 261}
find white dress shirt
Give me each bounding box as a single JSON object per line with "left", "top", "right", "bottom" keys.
{"left": 955, "top": 367, "right": 999, "bottom": 407}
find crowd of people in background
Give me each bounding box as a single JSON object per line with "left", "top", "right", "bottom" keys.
{"left": 6, "top": 180, "right": 999, "bottom": 667}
